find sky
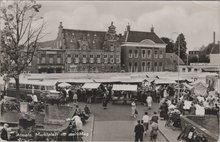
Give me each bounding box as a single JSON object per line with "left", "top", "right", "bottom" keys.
{"left": 2, "top": 1, "right": 220, "bottom": 51}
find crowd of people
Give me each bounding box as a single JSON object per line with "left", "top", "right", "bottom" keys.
{"left": 134, "top": 111, "right": 159, "bottom": 142}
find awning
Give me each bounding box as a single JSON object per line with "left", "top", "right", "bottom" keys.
{"left": 94, "top": 79, "right": 120, "bottom": 83}
{"left": 81, "top": 83, "right": 101, "bottom": 89}
{"left": 120, "top": 78, "right": 144, "bottom": 83}
{"left": 112, "top": 84, "right": 137, "bottom": 91}
{"left": 154, "top": 79, "right": 176, "bottom": 84}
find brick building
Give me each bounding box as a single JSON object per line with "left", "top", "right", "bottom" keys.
{"left": 27, "top": 22, "right": 168, "bottom": 73}
{"left": 28, "top": 22, "right": 121, "bottom": 73}
{"left": 56, "top": 22, "right": 121, "bottom": 73}
{"left": 121, "top": 25, "right": 166, "bottom": 72}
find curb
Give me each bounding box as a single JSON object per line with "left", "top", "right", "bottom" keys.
{"left": 159, "top": 128, "right": 170, "bottom": 142}
{"left": 89, "top": 114, "right": 95, "bottom": 142}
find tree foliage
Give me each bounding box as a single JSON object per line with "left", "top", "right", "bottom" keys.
{"left": 174, "top": 33, "right": 187, "bottom": 63}
{"left": 161, "top": 37, "right": 175, "bottom": 53}
{"left": 0, "top": 0, "right": 46, "bottom": 99}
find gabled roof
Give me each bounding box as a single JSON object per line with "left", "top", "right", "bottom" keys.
{"left": 125, "top": 31, "right": 165, "bottom": 44}
{"left": 62, "top": 28, "right": 106, "bottom": 50}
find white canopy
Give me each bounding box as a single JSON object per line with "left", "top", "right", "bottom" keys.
{"left": 154, "top": 79, "right": 176, "bottom": 84}
{"left": 81, "top": 83, "right": 101, "bottom": 89}
{"left": 58, "top": 82, "right": 71, "bottom": 87}
{"left": 120, "top": 78, "right": 144, "bottom": 83}
{"left": 112, "top": 84, "right": 137, "bottom": 91}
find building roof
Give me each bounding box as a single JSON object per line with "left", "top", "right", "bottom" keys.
{"left": 62, "top": 28, "right": 106, "bottom": 50}
{"left": 125, "top": 31, "right": 165, "bottom": 44}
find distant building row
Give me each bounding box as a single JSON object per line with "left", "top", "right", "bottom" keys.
{"left": 26, "top": 22, "right": 182, "bottom": 73}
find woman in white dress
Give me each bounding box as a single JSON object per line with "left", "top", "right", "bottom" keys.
{"left": 131, "top": 101, "right": 137, "bottom": 118}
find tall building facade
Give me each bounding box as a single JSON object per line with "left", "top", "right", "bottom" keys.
{"left": 26, "top": 22, "right": 168, "bottom": 73}
{"left": 121, "top": 25, "right": 166, "bottom": 72}
{"left": 28, "top": 22, "right": 121, "bottom": 73}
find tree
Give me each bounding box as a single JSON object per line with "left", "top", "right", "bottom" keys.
{"left": 174, "top": 33, "right": 187, "bottom": 63}
{"left": 0, "top": 0, "right": 46, "bottom": 99}
{"left": 161, "top": 37, "right": 175, "bottom": 53}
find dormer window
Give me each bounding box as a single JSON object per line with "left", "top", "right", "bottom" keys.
{"left": 94, "top": 34, "right": 97, "bottom": 37}
{"left": 72, "top": 33, "right": 74, "bottom": 36}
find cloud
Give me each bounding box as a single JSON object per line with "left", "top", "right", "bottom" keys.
{"left": 42, "top": 4, "right": 219, "bottom": 50}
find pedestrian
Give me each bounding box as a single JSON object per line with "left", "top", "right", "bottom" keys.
{"left": 150, "top": 121, "right": 159, "bottom": 142}
{"left": 1, "top": 123, "right": 9, "bottom": 140}
{"left": 69, "top": 89, "right": 73, "bottom": 102}
{"left": 71, "top": 115, "right": 83, "bottom": 132}
{"left": 131, "top": 100, "right": 137, "bottom": 118}
{"left": 84, "top": 105, "right": 91, "bottom": 115}
{"left": 142, "top": 112, "right": 150, "bottom": 135}
{"left": 73, "top": 91, "right": 78, "bottom": 103}
{"left": 102, "top": 93, "right": 108, "bottom": 109}
{"left": 151, "top": 112, "right": 159, "bottom": 123}
{"left": 146, "top": 95, "right": 153, "bottom": 110}
{"left": 134, "top": 120, "right": 144, "bottom": 142}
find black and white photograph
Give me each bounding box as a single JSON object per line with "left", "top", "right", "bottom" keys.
{"left": 0, "top": 0, "right": 219, "bottom": 141}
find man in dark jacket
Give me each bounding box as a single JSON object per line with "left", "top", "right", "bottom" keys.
{"left": 134, "top": 120, "right": 144, "bottom": 142}
{"left": 1, "top": 123, "right": 9, "bottom": 140}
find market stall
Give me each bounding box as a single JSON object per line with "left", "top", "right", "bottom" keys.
{"left": 111, "top": 84, "right": 137, "bottom": 104}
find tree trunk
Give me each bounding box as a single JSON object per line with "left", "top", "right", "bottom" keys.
{"left": 14, "top": 77, "right": 20, "bottom": 100}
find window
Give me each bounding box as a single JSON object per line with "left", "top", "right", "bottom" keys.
{"left": 188, "top": 68, "right": 192, "bottom": 72}
{"left": 154, "top": 50, "right": 158, "bottom": 58}
{"left": 159, "top": 62, "right": 163, "bottom": 71}
{"left": 129, "top": 50, "right": 132, "bottom": 58}
{"left": 147, "top": 50, "right": 151, "bottom": 58}
{"left": 104, "top": 54, "right": 108, "bottom": 63}
{"left": 57, "top": 54, "right": 61, "bottom": 64}
{"left": 26, "top": 84, "right": 32, "bottom": 90}
{"left": 37, "top": 56, "right": 40, "bottom": 64}
{"left": 41, "top": 54, "right": 45, "bottom": 64}
{"left": 116, "top": 55, "right": 120, "bottom": 63}
{"left": 142, "top": 49, "right": 146, "bottom": 58}
{"left": 49, "top": 54, "right": 53, "bottom": 64}
{"left": 97, "top": 55, "right": 101, "bottom": 63}
{"left": 134, "top": 50, "right": 138, "bottom": 58}
{"left": 33, "top": 85, "right": 40, "bottom": 90}
{"left": 194, "top": 68, "right": 198, "bottom": 72}
{"left": 82, "top": 54, "right": 87, "bottom": 63}
{"left": 90, "top": 55, "right": 94, "bottom": 63}
{"left": 147, "top": 62, "right": 151, "bottom": 72}
{"left": 129, "top": 62, "right": 132, "bottom": 72}
{"left": 110, "top": 58, "right": 114, "bottom": 63}
{"left": 134, "top": 62, "right": 138, "bottom": 72}
{"left": 159, "top": 51, "right": 163, "bottom": 58}
{"left": 110, "top": 43, "right": 114, "bottom": 51}
{"left": 182, "top": 68, "right": 186, "bottom": 72}
{"left": 67, "top": 54, "right": 71, "bottom": 63}
{"left": 75, "top": 54, "right": 79, "bottom": 63}
{"left": 142, "top": 61, "right": 146, "bottom": 72}
{"left": 154, "top": 62, "right": 158, "bottom": 71}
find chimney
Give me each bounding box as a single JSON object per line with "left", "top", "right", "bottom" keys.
{"left": 126, "top": 23, "right": 130, "bottom": 32}
{"left": 59, "top": 21, "right": 63, "bottom": 29}
{"left": 151, "top": 25, "right": 154, "bottom": 33}
{"left": 213, "top": 32, "right": 215, "bottom": 44}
